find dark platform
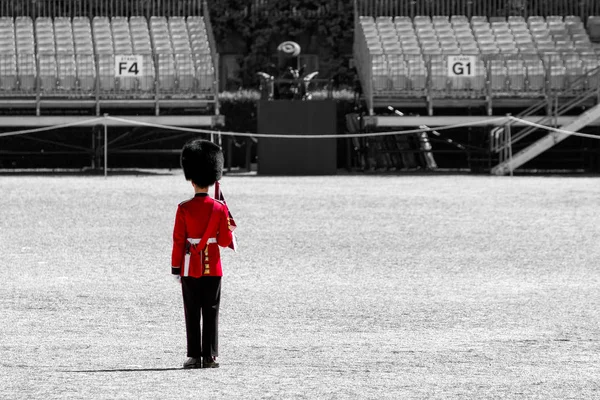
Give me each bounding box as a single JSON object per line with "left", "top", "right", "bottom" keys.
{"left": 257, "top": 100, "right": 337, "bottom": 175}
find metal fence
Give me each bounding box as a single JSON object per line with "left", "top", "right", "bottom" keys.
{"left": 355, "top": 0, "right": 600, "bottom": 19}
{"left": 0, "top": 0, "right": 206, "bottom": 18}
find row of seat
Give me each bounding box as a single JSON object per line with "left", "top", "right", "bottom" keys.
{"left": 361, "top": 15, "right": 600, "bottom": 60}
{"left": 0, "top": 15, "right": 215, "bottom": 93}
{"left": 370, "top": 56, "right": 599, "bottom": 92}
{"left": 359, "top": 15, "right": 600, "bottom": 94}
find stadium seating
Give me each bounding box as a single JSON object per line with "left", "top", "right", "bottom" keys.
{"left": 169, "top": 17, "right": 195, "bottom": 91}
{"left": 73, "top": 16, "right": 96, "bottom": 91}
{"left": 0, "top": 17, "right": 17, "bottom": 91}
{"left": 187, "top": 16, "right": 215, "bottom": 91}
{"left": 93, "top": 16, "right": 116, "bottom": 91}
{"left": 0, "top": 15, "right": 216, "bottom": 96}
{"left": 36, "top": 17, "right": 57, "bottom": 91}
{"left": 150, "top": 16, "right": 176, "bottom": 91}
{"left": 356, "top": 14, "right": 600, "bottom": 95}
{"left": 54, "top": 17, "right": 77, "bottom": 90}
{"left": 130, "top": 16, "right": 155, "bottom": 91}
{"left": 111, "top": 16, "right": 136, "bottom": 90}
{"left": 16, "top": 16, "right": 36, "bottom": 92}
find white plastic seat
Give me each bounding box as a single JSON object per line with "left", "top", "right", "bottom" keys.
{"left": 39, "top": 63, "right": 57, "bottom": 91}
{"left": 537, "top": 42, "right": 555, "bottom": 52}
{"left": 451, "top": 15, "right": 468, "bottom": 23}
{"left": 0, "top": 53, "right": 17, "bottom": 90}
{"left": 436, "top": 27, "right": 454, "bottom": 37}
{"left": 97, "top": 54, "right": 115, "bottom": 91}
{"left": 527, "top": 16, "right": 545, "bottom": 25}
{"left": 565, "top": 59, "right": 584, "bottom": 90}
{"left": 156, "top": 53, "right": 175, "bottom": 91}
{"left": 362, "top": 24, "right": 377, "bottom": 35}
{"left": 400, "top": 35, "right": 418, "bottom": 44}
{"left": 407, "top": 62, "right": 425, "bottom": 91}
{"left": 111, "top": 16, "right": 135, "bottom": 91}
{"left": 523, "top": 60, "right": 544, "bottom": 91}
{"left": 72, "top": 17, "right": 96, "bottom": 91}
{"left": 505, "top": 59, "right": 525, "bottom": 91}
{"left": 456, "top": 31, "right": 475, "bottom": 40}
{"left": 73, "top": 54, "right": 94, "bottom": 91}
{"left": 187, "top": 16, "right": 213, "bottom": 75}
{"left": 394, "top": 16, "right": 411, "bottom": 24}
{"left": 508, "top": 16, "right": 525, "bottom": 23}
{"left": 371, "top": 63, "right": 388, "bottom": 91}
{"left": 175, "top": 53, "right": 195, "bottom": 91}
{"left": 582, "top": 59, "right": 600, "bottom": 89}
{"left": 471, "top": 19, "right": 489, "bottom": 30}
{"left": 368, "top": 44, "right": 384, "bottom": 54}
{"left": 422, "top": 46, "right": 442, "bottom": 55}
{"left": 402, "top": 46, "right": 421, "bottom": 56}
{"left": 380, "top": 31, "right": 398, "bottom": 41}
{"left": 442, "top": 47, "right": 461, "bottom": 55}
{"left": 429, "top": 63, "right": 446, "bottom": 91}
{"left": 414, "top": 16, "right": 431, "bottom": 23}
{"left": 490, "top": 61, "right": 507, "bottom": 91}
{"left": 417, "top": 27, "right": 436, "bottom": 36}
{"left": 510, "top": 25, "right": 529, "bottom": 35}
{"left": 549, "top": 64, "right": 566, "bottom": 90}
{"left": 395, "top": 26, "right": 416, "bottom": 36}
{"left": 15, "top": 18, "right": 36, "bottom": 91}
{"left": 17, "top": 55, "right": 36, "bottom": 91}
{"left": 390, "top": 61, "right": 408, "bottom": 90}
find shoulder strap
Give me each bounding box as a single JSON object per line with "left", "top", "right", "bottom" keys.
{"left": 198, "top": 199, "right": 222, "bottom": 249}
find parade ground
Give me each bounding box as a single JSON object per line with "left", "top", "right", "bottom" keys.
{"left": 1, "top": 173, "right": 599, "bottom": 399}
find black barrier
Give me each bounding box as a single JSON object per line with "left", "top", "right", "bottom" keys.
{"left": 257, "top": 100, "right": 337, "bottom": 175}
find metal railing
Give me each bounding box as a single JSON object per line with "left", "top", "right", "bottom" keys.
{"left": 491, "top": 65, "right": 600, "bottom": 154}
{"left": 355, "top": 0, "right": 600, "bottom": 19}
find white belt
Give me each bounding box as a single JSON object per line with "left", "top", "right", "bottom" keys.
{"left": 187, "top": 238, "right": 217, "bottom": 245}
{"left": 183, "top": 238, "right": 217, "bottom": 276}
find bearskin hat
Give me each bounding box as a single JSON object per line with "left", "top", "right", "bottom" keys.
{"left": 180, "top": 139, "right": 224, "bottom": 187}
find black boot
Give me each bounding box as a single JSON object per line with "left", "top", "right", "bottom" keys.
{"left": 203, "top": 356, "right": 219, "bottom": 368}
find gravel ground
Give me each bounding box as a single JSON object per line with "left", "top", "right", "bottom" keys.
{"left": 0, "top": 173, "right": 599, "bottom": 399}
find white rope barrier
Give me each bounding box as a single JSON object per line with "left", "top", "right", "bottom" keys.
{"left": 508, "top": 116, "right": 600, "bottom": 140}
{"left": 0, "top": 117, "right": 105, "bottom": 138}
{"left": 0, "top": 114, "right": 598, "bottom": 142}
{"left": 105, "top": 115, "right": 509, "bottom": 139}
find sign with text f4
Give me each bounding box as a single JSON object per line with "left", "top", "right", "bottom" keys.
{"left": 447, "top": 55, "right": 477, "bottom": 77}
{"left": 115, "top": 55, "right": 144, "bottom": 77}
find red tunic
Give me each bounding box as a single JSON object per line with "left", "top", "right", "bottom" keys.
{"left": 171, "top": 193, "right": 233, "bottom": 277}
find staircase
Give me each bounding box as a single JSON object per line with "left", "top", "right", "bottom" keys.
{"left": 490, "top": 67, "right": 600, "bottom": 175}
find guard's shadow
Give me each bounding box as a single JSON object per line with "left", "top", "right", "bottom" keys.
{"left": 68, "top": 367, "right": 185, "bottom": 373}
{"left": 0, "top": 169, "right": 176, "bottom": 177}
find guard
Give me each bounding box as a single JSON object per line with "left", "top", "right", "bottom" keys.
{"left": 171, "top": 139, "right": 234, "bottom": 369}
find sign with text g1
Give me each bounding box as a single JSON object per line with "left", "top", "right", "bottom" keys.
{"left": 447, "top": 55, "right": 477, "bottom": 77}
{"left": 115, "top": 55, "right": 144, "bottom": 77}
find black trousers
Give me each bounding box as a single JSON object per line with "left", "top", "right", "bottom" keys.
{"left": 181, "top": 276, "right": 221, "bottom": 359}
